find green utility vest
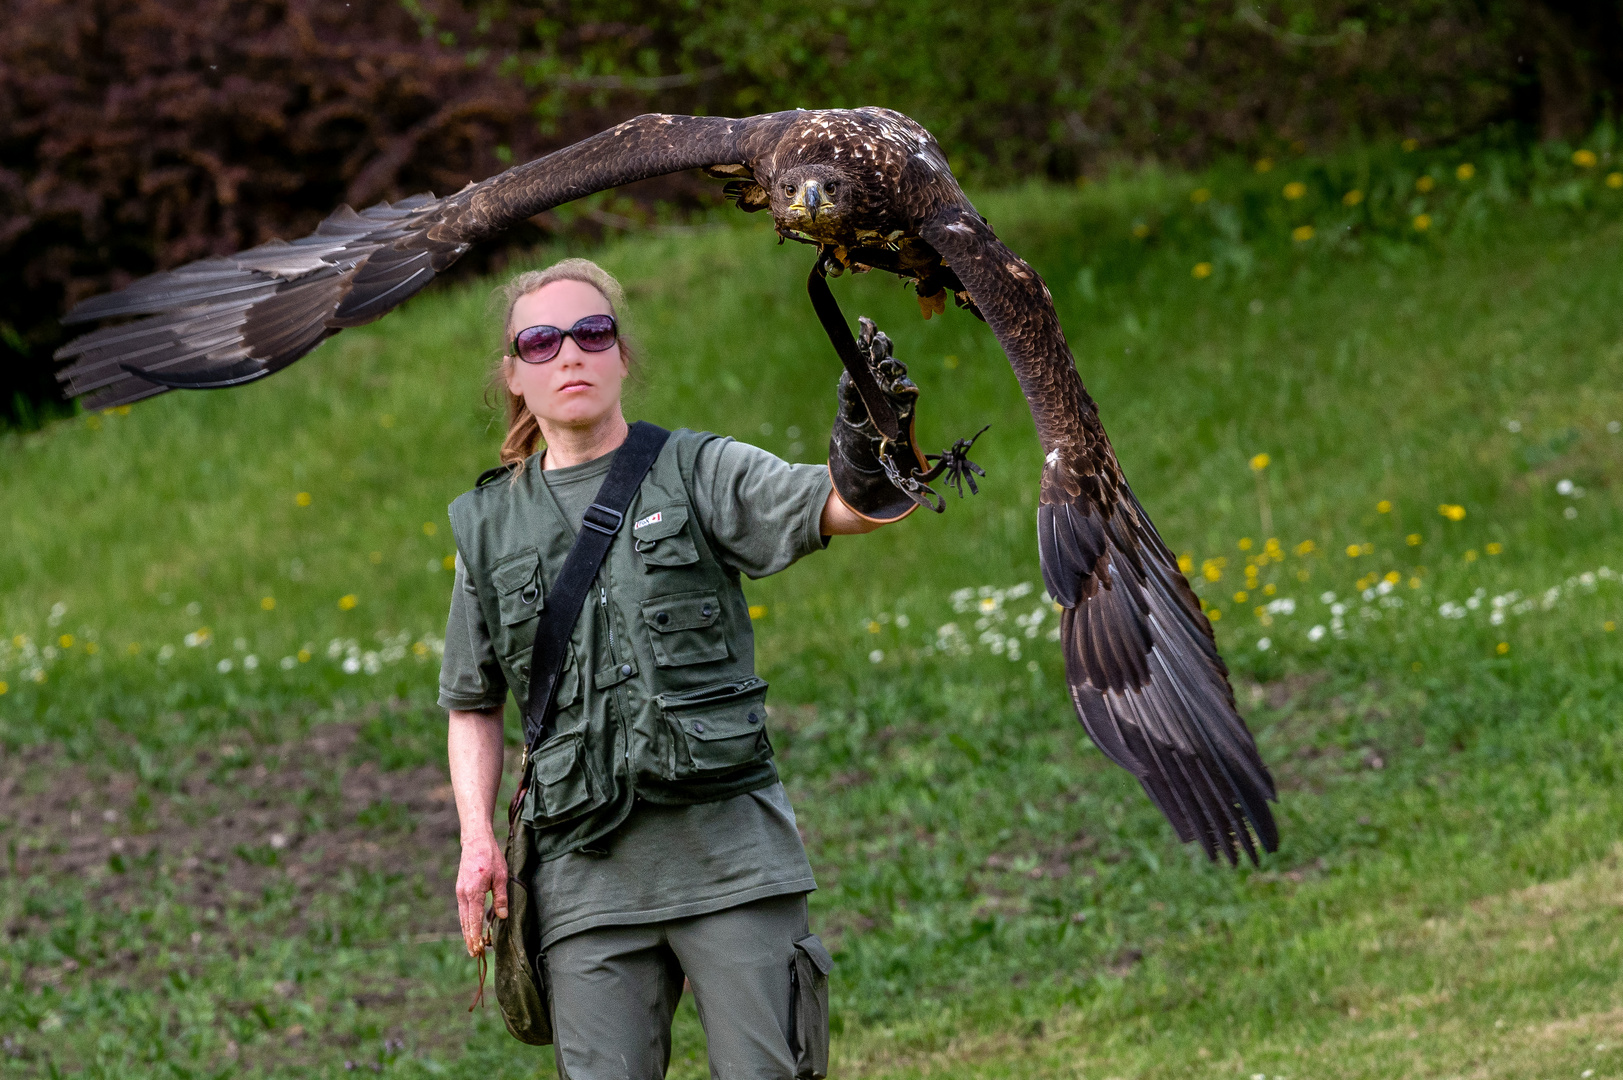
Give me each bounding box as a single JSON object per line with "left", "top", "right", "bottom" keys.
{"left": 448, "top": 428, "right": 777, "bottom": 861}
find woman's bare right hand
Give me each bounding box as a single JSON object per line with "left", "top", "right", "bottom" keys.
{"left": 456, "top": 833, "right": 509, "bottom": 957}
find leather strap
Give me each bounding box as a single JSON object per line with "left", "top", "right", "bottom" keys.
{"left": 521, "top": 421, "right": 671, "bottom": 753}
{"left": 806, "top": 267, "right": 902, "bottom": 442}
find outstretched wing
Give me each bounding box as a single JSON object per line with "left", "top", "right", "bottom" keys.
{"left": 920, "top": 203, "right": 1278, "bottom": 865}
{"left": 56, "top": 113, "right": 770, "bottom": 411}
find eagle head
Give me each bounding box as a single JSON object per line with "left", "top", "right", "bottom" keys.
{"left": 772, "top": 164, "right": 849, "bottom": 238}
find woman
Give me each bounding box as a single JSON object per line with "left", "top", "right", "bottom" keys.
{"left": 438, "top": 258, "right": 915, "bottom": 1079}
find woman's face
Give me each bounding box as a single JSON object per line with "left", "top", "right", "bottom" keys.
{"left": 505, "top": 279, "right": 627, "bottom": 432}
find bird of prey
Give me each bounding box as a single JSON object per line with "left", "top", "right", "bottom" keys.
{"left": 55, "top": 108, "right": 1279, "bottom": 864}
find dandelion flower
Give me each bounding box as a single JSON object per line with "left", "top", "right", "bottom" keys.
{"left": 1249, "top": 453, "right": 1270, "bottom": 472}
{"left": 1292, "top": 225, "right": 1315, "bottom": 242}
{"left": 1131, "top": 223, "right": 1150, "bottom": 238}
{"left": 1414, "top": 175, "right": 1435, "bottom": 193}
{"left": 338, "top": 594, "right": 359, "bottom": 611}
{"left": 1401, "top": 138, "right": 1418, "bottom": 152}
{"left": 1178, "top": 554, "right": 1194, "bottom": 573}
{"left": 1573, "top": 149, "right": 1598, "bottom": 168}
{"left": 1384, "top": 570, "right": 1402, "bottom": 585}
{"left": 422, "top": 521, "right": 438, "bottom": 536}
{"left": 1255, "top": 158, "right": 1274, "bottom": 173}
{"left": 297, "top": 648, "right": 312, "bottom": 663}
{"left": 1606, "top": 621, "right": 1617, "bottom": 632}
{"left": 1407, "top": 533, "right": 1423, "bottom": 546}
{"left": 867, "top": 620, "right": 881, "bottom": 634}
{"left": 1376, "top": 500, "right": 1391, "bottom": 513}
{"left": 260, "top": 597, "right": 276, "bottom": 611}
{"left": 1496, "top": 641, "right": 1509, "bottom": 655}
{"left": 1409, "top": 577, "right": 1421, "bottom": 589}
{"left": 1238, "top": 538, "right": 1253, "bottom": 551}
{"left": 1438, "top": 503, "right": 1466, "bottom": 521}
{"left": 58, "top": 634, "right": 74, "bottom": 649}
{"left": 295, "top": 492, "right": 312, "bottom": 507}
{"left": 1234, "top": 591, "right": 1249, "bottom": 603}
{"left": 1283, "top": 182, "right": 1306, "bottom": 200}
{"left": 1485, "top": 542, "right": 1503, "bottom": 555}
{"left": 1346, "top": 545, "right": 1362, "bottom": 558}
{"left": 1295, "top": 539, "right": 1316, "bottom": 556}
{"left": 1456, "top": 163, "right": 1476, "bottom": 181}
{"left": 0, "top": 681, "right": 7, "bottom": 695}
{"left": 1192, "top": 262, "right": 1213, "bottom": 279}
{"left": 127, "top": 642, "right": 141, "bottom": 655}
{"left": 1343, "top": 189, "right": 1364, "bottom": 206}
{"left": 1464, "top": 549, "right": 1479, "bottom": 562}
{"left": 85, "top": 642, "right": 99, "bottom": 655}
{"left": 1190, "top": 188, "right": 1211, "bottom": 203}
{"left": 1608, "top": 172, "right": 1623, "bottom": 189}
{"left": 1413, "top": 214, "right": 1432, "bottom": 231}
{"left": 1208, "top": 608, "right": 1223, "bottom": 621}
{"left": 749, "top": 605, "right": 767, "bottom": 619}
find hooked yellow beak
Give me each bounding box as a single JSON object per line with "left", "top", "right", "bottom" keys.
{"left": 789, "top": 180, "right": 824, "bottom": 220}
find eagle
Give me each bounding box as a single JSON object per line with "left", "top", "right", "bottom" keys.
{"left": 55, "top": 108, "right": 1279, "bottom": 865}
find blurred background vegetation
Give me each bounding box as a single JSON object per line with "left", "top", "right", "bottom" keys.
{"left": 4, "top": 0, "right": 1623, "bottom": 428}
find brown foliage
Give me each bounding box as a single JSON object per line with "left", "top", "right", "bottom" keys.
{"left": 0, "top": 0, "right": 706, "bottom": 425}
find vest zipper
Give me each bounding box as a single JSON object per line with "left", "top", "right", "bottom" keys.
{"left": 603, "top": 584, "right": 630, "bottom": 766}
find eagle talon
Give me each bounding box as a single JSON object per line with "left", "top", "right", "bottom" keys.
{"left": 921, "top": 424, "right": 990, "bottom": 498}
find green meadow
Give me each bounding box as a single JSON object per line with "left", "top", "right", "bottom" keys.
{"left": 2, "top": 141, "right": 1622, "bottom": 1078}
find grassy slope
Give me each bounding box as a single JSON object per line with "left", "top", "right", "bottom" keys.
{"left": 1, "top": 169, "right": 1621, "bottom": 1078}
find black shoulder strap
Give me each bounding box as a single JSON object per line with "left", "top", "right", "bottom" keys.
{"left": 522, "top": 421, "right": 671, "bottom": 753}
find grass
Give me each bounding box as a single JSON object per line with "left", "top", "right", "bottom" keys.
{"left": 1, "top": 141, "right": 1621, "bottom": 1077}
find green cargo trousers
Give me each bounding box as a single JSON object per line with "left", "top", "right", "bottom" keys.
{"left": 542, "top": 893, "right": 832, "bottom": 1080}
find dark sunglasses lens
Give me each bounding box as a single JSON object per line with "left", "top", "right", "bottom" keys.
{"left": 572, "top": 315, "right": 617, "bottom": 352}
{"left": 515, "top": 325, "right": 562, "bottom": 363}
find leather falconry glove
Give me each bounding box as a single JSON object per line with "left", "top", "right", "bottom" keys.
{"left": 828, "top": 317, "right": 987, "bottom": 524}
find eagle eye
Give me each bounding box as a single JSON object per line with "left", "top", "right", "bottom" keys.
{"left": 783, "top": 184, "right": 795, "bottom": 196}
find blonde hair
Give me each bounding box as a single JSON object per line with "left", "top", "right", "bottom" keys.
{"left": 492, "top": 258, "right": 637, "bottom": 467}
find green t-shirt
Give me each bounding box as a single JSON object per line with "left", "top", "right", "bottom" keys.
{"left": 439, "top": 437, "right": 831, "bottom": 949}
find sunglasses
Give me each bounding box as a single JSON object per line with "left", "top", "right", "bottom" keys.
{"left": 509, "top": 314, "right": 619, "bottom": 364}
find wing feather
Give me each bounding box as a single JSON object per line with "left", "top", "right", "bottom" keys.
{"left": 57, "top": 113, "right": 769, "bottom": 409}
{"left": 922, "top": 203, "right": 1279, "bottom": 865}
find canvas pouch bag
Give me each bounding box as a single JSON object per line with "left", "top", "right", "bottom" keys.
{"left": 491, "top": 764, "right": 553, "bottom": 1045}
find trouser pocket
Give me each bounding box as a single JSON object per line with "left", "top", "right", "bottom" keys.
{"left": 788, "top": 933, "right": 833, "bottom": 1080}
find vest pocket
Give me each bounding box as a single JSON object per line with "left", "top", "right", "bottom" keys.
{"left": 640, "top": 590, "right": 730, "bottom": 667}
{"left": 520, "top": 732, "right": 604, "bottom": 827}
{"left": 494, "top": 548, "right": 545, "bottom": 627}
{"left": 654, "top": 677, "right": 772, "bottom": 778}
{"left": 632, "top": 505, "right": 699, "bottom": 569}
{"left": 510, "top": 643, "right": 581, "bottom": 713}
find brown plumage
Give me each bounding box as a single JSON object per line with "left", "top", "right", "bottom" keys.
{"left": 55, "top": 108, "right": 1278, "bottom": 864}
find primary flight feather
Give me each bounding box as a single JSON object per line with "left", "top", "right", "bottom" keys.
{"left": 56, "top": 107, "right": 1279, "bottom": 864}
